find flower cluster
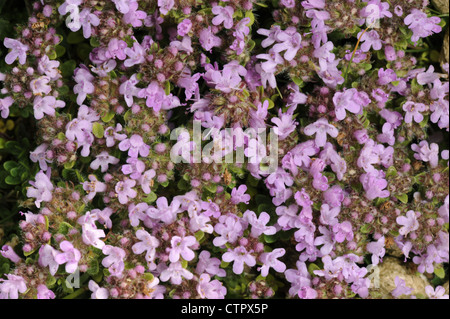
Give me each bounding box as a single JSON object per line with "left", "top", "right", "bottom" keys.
{"left": 0, "top": 0, "right": 448, "bottom": 300}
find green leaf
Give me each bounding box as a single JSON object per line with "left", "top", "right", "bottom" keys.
{"left": 395, "top": 193, "right": 408, "bottom": 204}
{"left": 58, "top": 222, "right": 73, "bottom": 235}
{"left": 55, "top": 45, "right": 66, "bottom": 57}
{"left": 434, "top": 267, "right": 445, "bottom": 279}
{"left": 264, "top": 234, "right": 277, "bottom": 243}
{"left": 61, "top": 60, "right": 77, "bottom": 78}
{"left": 101, "top": 112, "right": 115, "bottom": 123}
{"left": 204, "top": 183, "right": 217, "bottom": 193}
{"left": 90, "top": 37, "right": 100, "bottom": 48}
{"left": 360, "top": 224, "right": 372, "bottom": 234}
{"left": 245, "top": 10, "right": 255, "bottom": 26}
{"left": 143, "top": 273, "right": 154, "bottom": 281}
{"left": 67, "top": 31, "right": 85, "bottom": 44}
{"left": 5, "top": 175, "right": 20, "bottom": 185}
{"left": 3, "top": 161, "right": 17, "bottom": 171}
{"left": 92, "top": 122, "right": 104, "bottom": 139}
{"left": 143, "top": 191, "right": 157, "bottom": 204}
{"left": 307, "top": 263, "right": 321, "bottom": 276}
{"left": 87, "top": 259, "right": 99, "bottom": 275}
{"left": 195, "top": 230, "right": 205, "bottom": 242}
{"left": 386, "top": 166, "right": 398, "bottom": 178}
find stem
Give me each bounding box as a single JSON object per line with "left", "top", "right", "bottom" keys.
{"left": 63, "top": 287, "right": 87, "bottom": 299}
{"left": 342, "top": 22, "right": 375, "bottom": 87}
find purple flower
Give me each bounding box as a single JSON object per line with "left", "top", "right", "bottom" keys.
{"left": 403, "top": 101, "right": 426, "bottom": 124}
{"left": 314, "top": 226, "right": 336, "bottom": 255}
{"left": 160, "top": 261, "right": 194, "bottom": 285}
{"left": 272, "top": 28, "right": 302, "bottom": 61}
{"left": 112, "top": 0, "right": 132, "bottom": 14}
{"left": 276, "top": 204, "right": 300, "bottom": 230}
{"left": 32, "top": 96, "right": 65, "bottom": 120}
{"left": 79, "top": 211, "right": 106, "bottom": 249}
{"left": 177, "top": 19, "right": 192, "bottom": 37}
{"left": 222, "top": 246, "right": 256, "bottom": 275}
{"left": 102, "top": 245, "right": 126, "bottom": 277}
{"left": 115, "top": 178, "right": 137, "bottom": 204}
{"left": 82, "top": 174, "right": 107, "bottom": 201}
{"left": 360, "top": 169, "right": 390, "bottom": 200}
{"left": 147, "top": 197, "right": 182, "bottom": 224}
{"left": 105, "top": 123, "right": 127, "bottom": 147}
{"left": 196, "top": 250, "right": 226, "bottom": 277}
{"left": 169, "top": 236, "right": 197, "bottom": 263}
{"left": 319, "top": 204, "right": 340, "bottom": 226}
{"left": 3, "top": 38, "right": 29, "bottom": 65}
{"left": 123, "top": 1, "right": 147, "bottom": 27}
{"left": 197, "top": 274, "right": 227, "bottom": 299}
{"left": 377, "top": 123, "right": 395, "bottom": 146}
{"left": 37, "top": 284, "right": 55, "bottom": 299}
{"left": 411, "top": 141, "right": 439, "bottom": 168}
{"left": 54, "top": 241, "right": 81, "bottom": 274}
{"left": 366, "top": 236, "right": 385, "bottom": 265}
{"left": 73, "top": 65, "right": 95, "bottom": 105}
{"left": 0, "top": 245, "right": 21, "bottom": 263}
{"left": 91, "top": 207, "right": 114, "bottom": 229}
{"left": 38, "top": 244, "right": 60, "bottom": 276}
{"left": 90, "top": 151, "right": 119, "bottom": 172}
{"left": 332, "top": 221, "right": 354, "bottom": 243}
{"left": 157, "top": 0, "right": 174, "bottom": 15}
{"left": 0, "top": 275, "right": 27, "bottom": 299}
{"left": 425, "top": 286, "right": 449, "bottom": 299}
{"left": 285, "top": 261, "right": 312, "bottom": 297}
{"left": 303, "top": 118, "right": 339, "bottom": 147}
{"left": 213, "top": 214, "right": 246, "bottom": 246}
{"left": 30, "top": 76, "right": 52, "bottom": 96}
{"left": 258, "top": 248, "right": 286, "bottom": 277}
{"left": 26, "top": 171, "right": 53, "bottom": 208}
{"left": 231, "top": 185, "right": 251, "bottom": 205}
{"left": 124, "top": 41, "right": 146, "bottom": 67}
{"left": 140, "top": 169, "right": 156, "bottom": 194}
{"left": 391, "top": 277, "right": 413, "bottom": 298}
{"left": 333, "top": 89, "right": 367, "bottom": 121}
{"left": 29, "top": 143, "right": 51, "bottom": 171}
{"left": 0, "top": 96, "right": 14, "bottom": 118}
{"left": 212, "top": 5, "right": 234, "bottom": 29}
{"left": 37, "top": 55, "right": 60, "bottom": 79}
{"left": 396, "top": 210, "right": 419, "bottom": 237}
{"left": 88, "top": 280, "right": 109, "bottom": 299}
{"left": 360, "top": 0, "right": 393, "bottom": 26}
{"left": 358, "top": 30, "right": 383, "bottom": 52}
{"left": 132, "top": 229, "right": 160, "bottom": 263}
{"left": 438, "top": 195, "right": 449, "bottom": 224}
{"left": 404, "top": 9, "right": 442, "bottom": 43}
{"left": 199, "top": 27, "right": 222, "bottom": 52}
{"left": 121, "top": 157, "right": 145, "bottom": 180}
{"left": 243, "top": 210, "right": 276, "bottom": 238}
{"left": 79, "top": 8, "right": 100, "bottom": 38}
{"left": 118, "top": 134, "right": 150, "bottom": 158}
{"left": 271, "top": 108, "right": 298, "bottom": 140}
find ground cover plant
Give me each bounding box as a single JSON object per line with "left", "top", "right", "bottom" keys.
{"left": 0, "top": 0, "right": 448, "bottom": 299}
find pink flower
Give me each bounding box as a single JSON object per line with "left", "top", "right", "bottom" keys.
{"left": 403, "top": 101, "right": 426, "bottom": 123}
{"left": 37, "top": 284, "right": 55, "bottom": 299}
{"left": 3, "top": 38, "right": 29, "bottom": 65}
{"left": 197, "top": 274, "right": 227, "bottom": 299}
{"left": 90, "top": 151, "right": 119, "bottom": 172}
{"left": 33, "top": 96, "right": 65, "bottom": 120}
{"left": 88, "top": 280, "right": 109, "bottom": 299}
{"left": 411, "top": 141, "right": 439, "bottom": 168}
{"left": 169, "top": 236, "right": 197, "bottom": 263}
{"left": 0, "top": 96, "right": 14, "bottom": 118}
{"left": 258, "top": 248, "right": 286, "bottom": 277}
{"left": 222, "top": 246, "right": 256, "bottom": 275}
{"left": 115, "top": 178, "right": 137, "bottom": 204}
{"left": 118, "top": 134, "right": 150, "bottom": 158}
{"left": 102, "top": 245, "right": 126, "bottom": 277}
{"left": 212, "top": 5, "right": 234, "bottom": 29}
{"left": 243, "top": 210, "right": 276, "bottom": 237}
{"left": 54, "top": 241, "right": 81, "bottom": 274}
{"left": 27, "top": 171, "right": 53, "bottom": 208}
{"left": 0, "top": 275, "right": 27, "bottom": 299}
{"left": 132, "top": 229, "right": 160, "bottom": 262}
{"left": 38, "top": 244, "right": 60, "bottom": 276}
{"left": 30, "top": 76, "right": 52, "bottom": 95}
{"left": 160, "top": 261, "right": 193, "bottom": 285}
{"left": 396, "top": 210, "right": 419, "bottom": 237}
{"left": 357, "top": 30, "right": 383, "bottom": 52}
{"left": 303, "top": 118, "right": 339, "bottom": 147}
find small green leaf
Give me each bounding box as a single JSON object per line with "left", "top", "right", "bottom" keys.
{"left": 92, "top": 122, "right": 104, "bottom": 139}
{"left": 58, "top": 222, "right": 73, "bottom": 235}
{"left": 144, "top": 273, "right": 154, "bottom": 281}
{"left": 434, "top": 267, "right": 445, "bottom": 279}
{"left": 61, "top": 60, "right": 77, "bottom": 78}
{"left": 386, "top": 166, "right": 398, "bottom": 178}
{"left": 264, "top": 234, "right": 277, "bottom": 243}
{"left": 395, "top": 193, "right": 408, "bottom": 204}
{"left": 307, "top": 263, "right": 321, "bottom": 276}
{"left": 195, "top": 230, "right": 205, "bottom": 242}
{"left": 101, "top": 112, "right": 115, "bottom": 123}
{"left": 67, "top": 31, "right": 85, "bottom": 44}
{"left": 360, "top": 224, "right": 372, "bottom": 234}
{"left": 143, "top": 191, "right": 157, "bottom": 204}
